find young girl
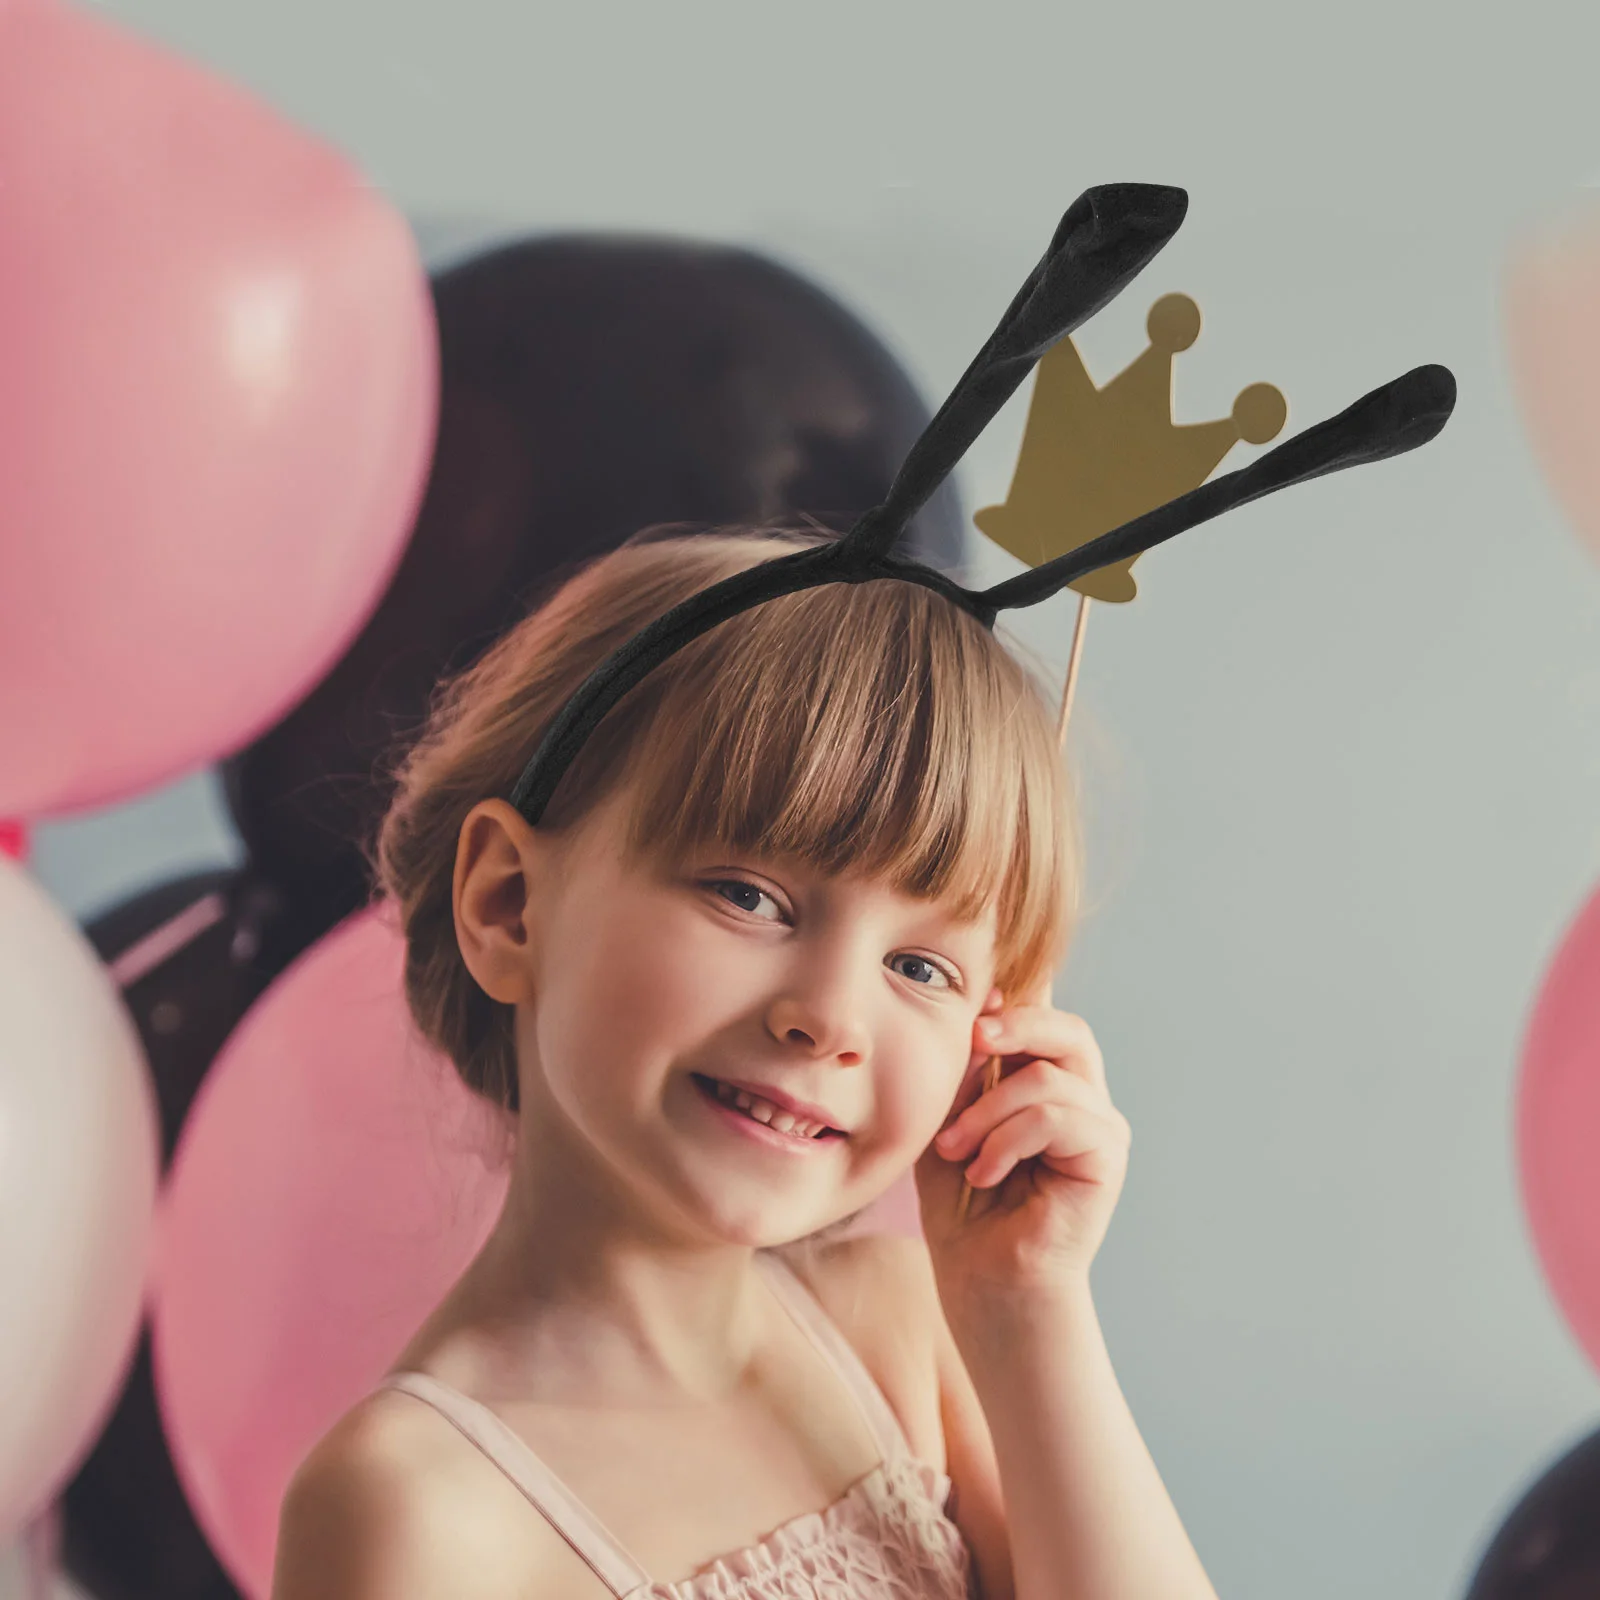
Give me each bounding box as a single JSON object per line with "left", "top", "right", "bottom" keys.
{"left": 270, "top": 526, "right": 1220, "bottom": 1600}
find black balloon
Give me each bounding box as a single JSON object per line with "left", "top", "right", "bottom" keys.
{"left": 61, "top": 868, "right": 304, "bottom": 1600}
{"left": 222, "top": 234, "right": 968, "bottom": 943}
{"left": 1464, "top": 1422, "right": 1600, "bottom": 1598}
{"left": 60, "top": 1335, "right": 240, "bottom": 1600}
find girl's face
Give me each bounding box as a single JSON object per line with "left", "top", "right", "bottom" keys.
{"left": 508, "top": 787, "right": 1000, "bottom": 1247}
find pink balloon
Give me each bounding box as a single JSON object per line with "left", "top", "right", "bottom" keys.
{"left": 1517, "top": 879, "right": 1600, "bottom": 1375}
{"left": 1506, "top": 200, "right": 1600, "bottom": 565}
{"left": 150, "top": 909, "right": 507, "bottom": 1598}
{"left": 0, "top": 0, "right": 438, "bottom": 817}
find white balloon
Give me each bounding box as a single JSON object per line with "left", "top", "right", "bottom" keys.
{"left": 0, "top": 858, "right": 158, "bottom": 1541}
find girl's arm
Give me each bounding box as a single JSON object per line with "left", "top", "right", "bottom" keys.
{"left": 916, "top": 998, "right": 1221, "bottom": 1600}
{"left": 936, "top": 1273, "right": 1220, "bottom": 1600}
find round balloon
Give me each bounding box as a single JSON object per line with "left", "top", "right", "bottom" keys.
{"left": 63, "top": 867, "right": 301, "bottom": 1600}
{"left": 1506, "top": 199, "right": 1600, "bottom": 565}
{"left": 0, "top": 858, "right": 159, "bottom": 1541}
{"left": 0, "top": 0, "right": 437, "bottom": 817}
{"left": 1464, "top": 1422, "right": 1600, "bottom": 1597}
{"left": 223, "top": 233, "right": 967, "bottom": 938}
{"left": 150, "top": 906, "right": 509, "bottom": 1598}
{"left": 1517, "top": 879, "right": 1600, "bottom": 1374}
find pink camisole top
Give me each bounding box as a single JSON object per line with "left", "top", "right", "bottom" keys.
{"left": 378, "top": 1251, "right": 975, "bottom": 1600}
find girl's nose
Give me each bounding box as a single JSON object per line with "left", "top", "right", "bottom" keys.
{"left": 764, "top": 992, "right": 870, "bottom": 1066}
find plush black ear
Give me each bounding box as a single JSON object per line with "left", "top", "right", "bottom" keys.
{"left": 507, "top": 197, "right": 1457, "bottom": 831}
{"left": 846, "top": 183, "right": 1189, "bottom": 561}
{"left": 977, "top": 362, "right": 1457, "bottom": 611}
{"left": 508, "top": 187, "right": 1188, "bottom": 825}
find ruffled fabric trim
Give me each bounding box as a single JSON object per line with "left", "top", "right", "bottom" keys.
{"left": 634, "top": 1454, "right": 972, "bottom": 1600}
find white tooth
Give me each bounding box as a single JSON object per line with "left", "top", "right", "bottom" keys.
{"left": 747, "top": 1101, "right": 776, "bottom": 1124}
{"left": 794, "top": 1120, "right": 819, "bottom": 1138}
{"left": 734, "top": 1090, "right": 754, "bottom": 1109}
{"left": 769, "top": 1110, "right": 798, "bottom": 1134}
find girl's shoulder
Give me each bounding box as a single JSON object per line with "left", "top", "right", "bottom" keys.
{"left": 769, "top": 1231, "right": 947, "bottom": 1471}
{"left": 271, "top": 1383, "right": 595, "bottom": 1599}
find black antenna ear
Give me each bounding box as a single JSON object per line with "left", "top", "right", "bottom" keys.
{"left": 977, "top": 363, "right": 1457, "bottom": 611}
{"left": 846, "top": 183, "right": 1189, "bottom": 561}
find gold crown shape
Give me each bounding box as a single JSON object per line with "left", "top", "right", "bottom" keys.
{"left": 974, "top": 294, "right": 1287, "bottom": 602}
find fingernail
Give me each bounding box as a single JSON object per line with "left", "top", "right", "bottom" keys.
{"left": 935, "top": 1125, "right": 961, "bottom": 1151}
{"left": 978, "top": 1016, "right": 1003, "bottom": 1040}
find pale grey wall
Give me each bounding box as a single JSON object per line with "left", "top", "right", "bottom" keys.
{"left": 11, "top": 0, "right": 1600, "bottom": 1596}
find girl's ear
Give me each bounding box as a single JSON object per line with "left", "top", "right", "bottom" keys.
{"left": 451, "top": 798, "right": 557, "bottom": 1007}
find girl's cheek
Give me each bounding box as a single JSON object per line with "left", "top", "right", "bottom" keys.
{"left": 877, "top": 1048, "right": 961, "bottom": 1146}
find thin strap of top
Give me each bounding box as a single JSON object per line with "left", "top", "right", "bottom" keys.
{"left": 379, "top": 1368, "right": 654, "bottom": 1596}
{"left": 376, "top": 1251, "right": 908, "bottom": 1598}
{"left": 752, "top": 1252, "right": 910, "bottom": 1460}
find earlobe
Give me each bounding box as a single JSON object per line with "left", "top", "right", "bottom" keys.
{"left": 451, "top": 799, "right": 549, "bottom": 1007}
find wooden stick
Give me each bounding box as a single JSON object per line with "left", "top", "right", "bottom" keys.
{"left": 954, "top": 592, "right": 1091, "bottom": 1225}
{"left": 1057, "top": 588, "right": 1091, "bottom": 745}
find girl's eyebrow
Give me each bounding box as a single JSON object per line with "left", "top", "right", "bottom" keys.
{"left": 857, "top": 893, "right": 998, "bottom": 949}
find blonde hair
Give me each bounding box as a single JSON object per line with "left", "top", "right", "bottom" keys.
{"left": 372, "top": 526, "right": 1080, "bottom": 1111}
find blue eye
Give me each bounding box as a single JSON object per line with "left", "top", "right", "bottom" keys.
{"left": 889, "top": 953, "right": 953, "bottom": 990}
{"left": 708, "top": 879, "right": 784, "bottom": 921}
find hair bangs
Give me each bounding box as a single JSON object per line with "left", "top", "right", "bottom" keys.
{"left": 621, "top": 577, "right": 1070, "bottom": 994}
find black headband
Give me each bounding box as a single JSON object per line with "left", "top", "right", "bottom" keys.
{"left": 509, "top": 183, "right": 1456, "bottom": 825}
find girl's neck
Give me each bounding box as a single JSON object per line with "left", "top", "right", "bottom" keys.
{"left": 402, "top": 1126, "right": 777, "bottom": 1407}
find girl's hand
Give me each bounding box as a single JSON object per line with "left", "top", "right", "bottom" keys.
{"left": 914, "top": 982, "right": 1131, "bottom": 1300}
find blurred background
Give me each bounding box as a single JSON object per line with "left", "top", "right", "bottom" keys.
{"left": 3, "top": 1, "right": 1600, "bottom": 1597}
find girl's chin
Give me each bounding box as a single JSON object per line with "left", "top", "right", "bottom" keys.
{"left": 677, "top": 1182, "right": 848, "bottom": 1251}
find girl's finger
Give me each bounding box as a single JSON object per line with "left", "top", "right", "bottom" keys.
{"left": 961, "top": 1101, "right": 1119, "bottom": 1188}
{"left": 962, "top": 1103, "right": 1061, "bottom": 1186}
{"left": 943, "top": 988, "right": 1012, "bottom": 1121}
{"left": 975, "top": 1006, "right": 1106, "bottom": 1092}
{"left": 971, "top": 988, "right": 1006, "bottom": 1049}
{"left": 935, "top": 1058, "right": 1103, "bottom": 1160}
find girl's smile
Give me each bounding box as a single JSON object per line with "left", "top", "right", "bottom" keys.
{"left": 689, "top": 1072, "right": 848, "bottom": 1153}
